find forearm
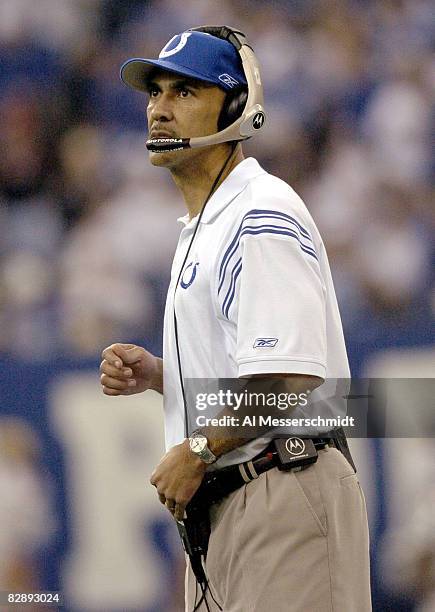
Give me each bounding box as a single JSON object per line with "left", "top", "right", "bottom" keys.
{"left": 151, "top": 357, "right": 164, "bottom": 394}
{"left": 198, "top": 375, "right": 322, "bottom": 458}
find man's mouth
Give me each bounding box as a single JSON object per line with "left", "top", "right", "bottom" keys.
{"left": 149, "top": 130, "right": 177, "bottom": 139}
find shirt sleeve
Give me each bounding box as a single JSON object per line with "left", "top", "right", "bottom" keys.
{"left": 217, "top": 208, "right": 327, "bottom": 378}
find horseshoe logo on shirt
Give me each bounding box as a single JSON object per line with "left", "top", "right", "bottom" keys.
{"left": 180, "top": 262, "right": 199, "bottom": 289}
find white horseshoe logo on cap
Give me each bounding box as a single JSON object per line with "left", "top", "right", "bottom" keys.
{"left": 159, "top": 32, "right": 192, "bottom": 58}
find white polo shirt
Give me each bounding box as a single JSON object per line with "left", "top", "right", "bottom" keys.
{"left": 162, "top": 157, "right": 350, "bottom": 467}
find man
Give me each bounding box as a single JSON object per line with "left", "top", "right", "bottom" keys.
{"left": 100, "top": 28, "right": 371, "bottom": 611}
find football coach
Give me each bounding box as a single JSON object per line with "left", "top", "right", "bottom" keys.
{"left": 100, "top": 26, "right": 371, "bottom": 611}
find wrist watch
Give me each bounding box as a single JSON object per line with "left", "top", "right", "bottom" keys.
{"left": 188, "top": 431, "right": 217, "bottom": 464}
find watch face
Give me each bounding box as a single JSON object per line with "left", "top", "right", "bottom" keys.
{"left": 190, "top": 436, "right": 207, "bottom": 454}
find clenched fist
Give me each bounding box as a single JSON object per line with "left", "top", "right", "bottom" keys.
{"left": 100, "top": 343, "right": 163, "bottom": 396}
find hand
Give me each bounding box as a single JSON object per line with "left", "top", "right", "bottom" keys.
{"left": 150, "top": 440, "right": 207, "bottom": 521}
{"left": 100, "top": 343, "right": 160, "bottom": 396}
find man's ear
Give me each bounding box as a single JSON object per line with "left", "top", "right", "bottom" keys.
{"left": 218, "top": 89, "right": 248, "bottom": 131}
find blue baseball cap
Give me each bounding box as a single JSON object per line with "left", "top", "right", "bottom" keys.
{"left": 120, "top": 30, "right": 247, "bottom": 93}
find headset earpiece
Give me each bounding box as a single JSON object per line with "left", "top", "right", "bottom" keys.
{"left": 191, "top": 25, "right": 248, "bottom": 134}
{"left": 218, "top": 88, "right": 248, "bottom": 132}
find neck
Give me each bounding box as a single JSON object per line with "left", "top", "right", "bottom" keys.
{"left": 170, "top": 144, "right": 244, "bottom": 219}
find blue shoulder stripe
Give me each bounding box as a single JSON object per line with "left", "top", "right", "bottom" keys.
{"left": 218, "top": 209, "right": 315, "bottom": 295}
{"left": 220, "top": 226, "right": 317, "bottom": 319}
{"left": 245, "top": 209, "right": 312, "bottom": 239}
{"left": 240, "top": 226, "right": 317, "bottom": 259}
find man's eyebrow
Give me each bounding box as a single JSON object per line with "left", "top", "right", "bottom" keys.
{"left": 172, "top": 78, "right": 201, "bottom": 89}
{"left": 146, "top": 76, "right": 213, "bottom": 91}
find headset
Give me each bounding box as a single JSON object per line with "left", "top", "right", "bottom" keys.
{"left": 146, "top": 25, "right": 266, "bottom": 153}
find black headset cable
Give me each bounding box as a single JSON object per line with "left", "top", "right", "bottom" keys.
{"left": 173, "top": 142, "right": 238, "bottom": 438}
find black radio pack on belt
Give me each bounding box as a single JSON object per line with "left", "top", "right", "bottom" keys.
{"left": 273, "top": 437, "right": 319, "bottom": 471}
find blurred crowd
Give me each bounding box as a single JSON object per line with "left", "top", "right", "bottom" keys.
{"left": 0, "top": 0, "right": 433, "bottom": 362}
{"left": 0, "top": 417, "right": 54, "bottom": 593}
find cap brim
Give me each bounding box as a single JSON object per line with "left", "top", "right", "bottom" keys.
{"left": 120, "top": 58, "right": 220, "bottom": 92}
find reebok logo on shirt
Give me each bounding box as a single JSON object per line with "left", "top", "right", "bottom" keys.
{"left": 253, "top": 337, "right": 279, "bottom": 348}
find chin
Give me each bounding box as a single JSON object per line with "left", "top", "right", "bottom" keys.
{"left": 149, "top": 150, "right": 177, "bottom": 167}
{"left": 149, "top": 148, "right": 193, "bottom": 169}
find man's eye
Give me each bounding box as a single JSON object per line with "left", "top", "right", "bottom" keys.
{"left": 149, "top": 87, "right": 159, "bottom": 97}
{"left": 179, "top": 88, "right": 190, "bottom": 98}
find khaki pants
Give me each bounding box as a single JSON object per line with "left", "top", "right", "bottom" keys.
{"left": 186, "top": 447, "right": 371, "bottom": 612}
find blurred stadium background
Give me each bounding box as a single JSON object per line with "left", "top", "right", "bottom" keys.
{"left": 0, "top": 0, "right": 433, "bottom": 610}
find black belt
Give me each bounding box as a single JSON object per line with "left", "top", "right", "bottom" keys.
{"left": 190, "top": 437, "right": 333, "bottom": 509}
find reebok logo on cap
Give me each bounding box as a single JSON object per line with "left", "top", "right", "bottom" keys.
{"left": 218, "top": 73, "right": 239, "bottom": 88}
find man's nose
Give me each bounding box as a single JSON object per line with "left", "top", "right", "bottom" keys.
{"left": 149, "top": 93, "right": 174, "bottom": 122}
